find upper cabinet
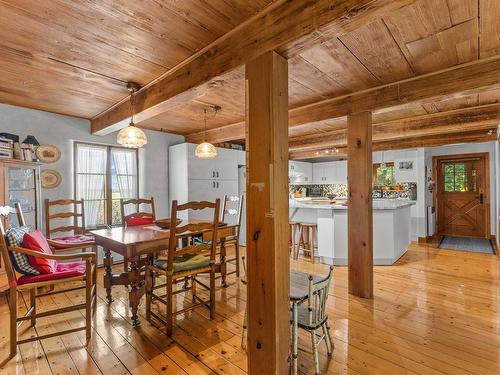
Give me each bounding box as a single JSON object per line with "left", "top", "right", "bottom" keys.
{"left": 289, "top": 161, "right": 312, "bottom": 183}
{"left": 186, "top": 143, "right": 243, "bottom": 181}
{"left": 312, "top": 160, "right": 347, "bottom": 184}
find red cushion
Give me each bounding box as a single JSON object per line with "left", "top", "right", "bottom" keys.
{"left": 50, "top": 234, "right": 95, "bottom": 248}
{"left": 125, "top": 216, "right": 154, "bottom": 227}
{"left": 17, "top": 261, "right": 86, "bottom": 285}
{"left": 23, "top": 230, "right": 57, "bottom": 274}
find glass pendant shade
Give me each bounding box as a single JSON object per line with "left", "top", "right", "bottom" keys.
{"left": 117, "top": 123, "right": 148, "bottom": 148}
{"left": 195, "top": 142, "right": 217, "bottom": 159}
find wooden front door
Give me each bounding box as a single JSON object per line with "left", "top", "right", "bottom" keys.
{"left": 435, "top": 153, "right": 489, "bottom": 238}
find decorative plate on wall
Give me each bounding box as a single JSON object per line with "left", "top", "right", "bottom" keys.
{"left": 36, "top": 144, "right": 61, "bottom": 163}
{"left": 41, "top": 169, "right": 61, "bottom": 189}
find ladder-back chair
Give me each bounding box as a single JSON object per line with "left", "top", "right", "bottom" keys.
{"left": 120, "top": 197, "right": 156, "bottom": 226}
{"left": 44, "top": 199, "right": 96, "bottom": 253}
{"left": 145, "top": 199, "right": 220, "bottom": 336}
{"left": 120, "top": 197, "right": 156, "bottom": 270}
{"left": 0, "top": 203, "right": 97, "bottom": 359}
{"left": 220, "top": 194, "right": 244, "bottom": 277}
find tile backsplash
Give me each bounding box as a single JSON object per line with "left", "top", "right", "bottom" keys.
{"left": 290, "top": 183, "right": 417, "bottom": 200}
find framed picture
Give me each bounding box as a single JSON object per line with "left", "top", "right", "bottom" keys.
{"left": 399, "top": 161, "right": 413, "bottom": 170}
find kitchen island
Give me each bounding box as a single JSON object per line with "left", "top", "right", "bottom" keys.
{"left": 290, "top": 199, "right": 416, "bottom": 265}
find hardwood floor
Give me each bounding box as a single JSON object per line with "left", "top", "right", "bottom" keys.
{"left": 0, "top": 242, "right": 499, "bottom": 374}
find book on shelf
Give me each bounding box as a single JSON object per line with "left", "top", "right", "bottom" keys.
{"left": 0, "top": 137, "right": 14, "bottom": 159}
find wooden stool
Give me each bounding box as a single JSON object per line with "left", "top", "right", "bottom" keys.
{"left": 289, "top": 222, "right": 300, "bottom": 259}
{"left": 298, "top": 223, "right": 317, "bottom": 263}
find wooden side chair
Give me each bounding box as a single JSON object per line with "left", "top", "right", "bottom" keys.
{"left": 44, "top": 199, "right": 97, "bottom": 253}
{"left": 120, "top": 197, "right": 156, "bottom": 271}
{"left": 220, "top": 194, "right": 244, "bottom": 277}
{"left": 120, "top": 197, "right": 156, "bottom": 226}
{"left": 145, "top": 199, "right": 220, "bottom": 336}
{"left": 292, "top": 267, "right": 334, "bottom": 375}
{"left": 0, "top": 203, "right": 97, "bottom": 358}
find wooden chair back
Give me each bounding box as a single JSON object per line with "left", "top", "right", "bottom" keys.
{"left": 0, "top": 204, "right": 25, "bottom": 287}
{"left": 165, "top": 199, "right": 221, "bottom": 274}
{"left": 45, "top": 199, "right": 86, "bottom": 237}
{"left": 307, "top": 266, "right": 334, "bottom": 326}
{"left": 120, "top": 197, "right": 156, "bottom": 225}
{"left": 221, "top": 194, "right": 244, "bottom": 234}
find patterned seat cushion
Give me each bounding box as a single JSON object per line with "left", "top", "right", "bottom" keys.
{"left": 125, "top": 216, "right": 154, "bottom": 227}
{"left": 17, "top": 261, "right": 86, "bottom": 286}
{"left": 50, "top": 234, "right": 95, "bottom": 249}
{"left": 154, "top": 254, "right": 212, "bottom": 274}
{"left": 4, "top": 226, "right": 39, "bottom": 275}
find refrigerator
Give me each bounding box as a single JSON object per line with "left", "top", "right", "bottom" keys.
{"left": 238, "top": 165, "right": 247, "bottom": 246}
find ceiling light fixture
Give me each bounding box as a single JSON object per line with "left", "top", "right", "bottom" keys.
{"left": 195, "top": 106, "right": 220, "bottom": 159}
{"left": 117, "top": 82, "right": 148, "bottom": 148}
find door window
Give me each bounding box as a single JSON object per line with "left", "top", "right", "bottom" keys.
{"left": 443, "top": 162, "right": 477, "bottom": 192}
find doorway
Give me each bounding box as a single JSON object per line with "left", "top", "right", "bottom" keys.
{"left": 433, "top": 153, "right": 490, "bottom": 240}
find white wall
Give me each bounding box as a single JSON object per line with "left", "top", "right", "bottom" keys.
{"left": 373, "top": 148, "right": 426, "bottom": 239}
{"left": 424, "top": 141, "right": 498, "bottom": 239}
{"left": 0, "top": 103, "right": 184, "bottom": 224}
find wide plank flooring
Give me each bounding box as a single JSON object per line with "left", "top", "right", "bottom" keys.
{"left": 0, "top": 242, "right": 499, "bottom": 374}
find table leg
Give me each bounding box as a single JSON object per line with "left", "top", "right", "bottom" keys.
{"left": 128, "top": 257, "right": 141, "bottom": 326}
{"left": 292, "top": 302, "right": 298, "bottom": 375}
{"left": 220, "top": 239, "right": 228, "bottom": 287}
{"left": 103, "top": 248, "right": 113, "bottom": 304}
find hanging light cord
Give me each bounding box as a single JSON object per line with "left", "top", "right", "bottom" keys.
{"left": 130, "top": 89, "right": 135, "bottom": 125}
{"left": 203, "top": 109, "right": 208, "bottom": 141}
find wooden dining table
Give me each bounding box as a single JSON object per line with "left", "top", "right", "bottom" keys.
{"left": 91, "top": 220, "right": 238, "bottom": 325}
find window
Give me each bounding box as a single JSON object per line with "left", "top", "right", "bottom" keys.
{"left": 373, "top": 162, "right": 396, "bottom": 187}
{"left": 74, "top": 142, "right": 138, "bottom": 228}
{"left": 443, "top": 162, "right": 476, "bottom": 192}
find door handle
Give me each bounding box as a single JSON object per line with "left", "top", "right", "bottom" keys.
{"left": 216, "top": 182, "right": 219, "bottom": 188}
{"left": 213, "top": 181, "right": 215, "bottom": 188}
{"left": 479, "top": 193, "right": 484, "bottom": 204}
{"left": 212, "top": 171, "right": 215, "bottom": 178}
{"left": 216, "top": 171, "right": 219, "bottom": 178}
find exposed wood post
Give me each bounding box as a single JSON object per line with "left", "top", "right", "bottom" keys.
{"left": 246, "top": 50, "right": 290, "bottom": 375}
{"left": 347, "top": 111, "right": 374, "bottom": 298}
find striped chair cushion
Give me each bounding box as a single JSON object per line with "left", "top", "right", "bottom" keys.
{"left": 5, "top": 226, "right": 40, "bottom": 275}
{"left": 154, "top": 254, "right": 212, "bottom": 274}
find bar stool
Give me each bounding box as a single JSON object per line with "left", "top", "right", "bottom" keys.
{"left": 289, "top": 222, "right": 300, "bottom": 259}
{"left": 298, "top": 223, "right": 317, "bottom": 263}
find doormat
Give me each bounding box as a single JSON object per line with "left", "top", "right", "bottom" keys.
{"left": 439, "top": 236, "right": 494, "bottom": 254}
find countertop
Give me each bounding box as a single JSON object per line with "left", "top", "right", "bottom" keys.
{"left": 289, "top": 198, "right": 416, "bottom": 210}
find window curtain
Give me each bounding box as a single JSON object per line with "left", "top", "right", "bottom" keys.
{"left": 111, "top": 148, "right": 137, "bottom": 216}
{"left": 76, "top": 144, "right": 106, "bottom": 228}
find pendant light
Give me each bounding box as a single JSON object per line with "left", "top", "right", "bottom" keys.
{"left": 117, "top": 82, "right": 148, "bottom": 148}
{"left": 380, "top": 151, "right": 386, "bottom": 169}
{"left": 195, "top": 106, "right": 220, "bottom": 159}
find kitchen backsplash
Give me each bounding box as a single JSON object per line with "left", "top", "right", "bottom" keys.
{"left": 290, "top": 183, "right": 417, "bottom": 200}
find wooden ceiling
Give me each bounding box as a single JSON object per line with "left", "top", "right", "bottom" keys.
{"left": 1, "top": 0, "right": 499, "bottom": 155}
{"left": 0, "top": 0, "right": 272, "bottom": 117}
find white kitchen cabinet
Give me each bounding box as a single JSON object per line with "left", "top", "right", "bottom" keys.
{"left": 333, "top": 160, "right": 347, "bottom": 183}
{"left": 169, "top": 143, "right": 245, "bottom": 220}
{"left": 313, "top": 161, "right": 346, "bottom": 184}
{"left": 289, "top": 160, "right": 312, "bottom": 183}
{"left": 185, "top": 143, "right": 241, "bottom": 181}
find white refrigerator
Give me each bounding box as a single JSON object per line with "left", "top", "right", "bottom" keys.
{"left": 238, "top": 165, "right": 246, "bottom": 246}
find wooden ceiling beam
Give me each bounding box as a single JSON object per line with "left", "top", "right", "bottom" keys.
{"left": 289, "top": 103, "right": 500, "bottom": 151}
{"left": 290, "top": 128, "right": 498, "bottom": 160}
{"left": 185, "top": 55, "right": 500, "bottom": 143}
{"left": 91, "top": 0, "right": 415, "bottom": 135}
